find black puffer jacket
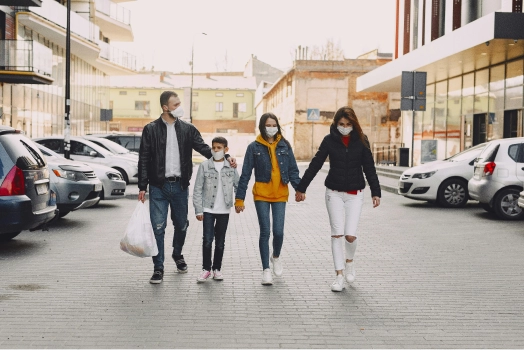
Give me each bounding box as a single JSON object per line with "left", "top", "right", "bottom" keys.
{"left": 296, "top": 125, "right": 381, "bottom": 198}
{"left": 138, "top": 117, "right": 212, "bottom": 191}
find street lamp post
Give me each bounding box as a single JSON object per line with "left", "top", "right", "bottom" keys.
{"left": 64, "top": 0, "right": 71, "bottom": 159}
{"left": 189, "top": 33, "right": 207, "bottom": 124}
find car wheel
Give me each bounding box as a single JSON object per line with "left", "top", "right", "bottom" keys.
{"left": 59, "top": 210, "right": 70, "bottom": 218}
{"left": 480, "top": 203, "right": 494, "bottom": 213}
{"left": 0, "top": 231, "right": 21, "bottom": 242}
{"left": 493, "top": 188, "right": 524, "bottom": 220}
{"left": 114, "top": 167, "right": 129, "bottom": 184}
{"left": 437, "top": 178, "right": 468, "bottom": 208}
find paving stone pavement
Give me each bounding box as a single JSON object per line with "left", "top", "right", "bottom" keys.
{"left": 1, "top": 164, "right": 524, "bottom": 348}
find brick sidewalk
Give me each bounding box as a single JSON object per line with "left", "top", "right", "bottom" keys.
{"left": 1, "top": 165, "right": 524, "bottom": 348}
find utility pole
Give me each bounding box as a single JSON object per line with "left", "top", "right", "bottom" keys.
{"left": 190, "top": 33, "right": 207, "bottom": 124}
{"left": 64, "top": 0, "right": 71, "bottom": 159}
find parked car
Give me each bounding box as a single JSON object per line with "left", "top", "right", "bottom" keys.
{"left": 87, "top": 132, "right": 141, "bottom": 153}
{"left": 519, "top": 191, "right": 524, "bottom": 209}
{"left": 398, "top": 143, "right": 487, "bottom": 208}
{"left": 468, "top": 137, "right": 524, "bottom": 220}
{"left": 33, "top": 136, "right": 139, "bottom": 184}
{"left": 37, "top": 144, "right": 126, "bottom": 202}
{"left": 82, "top": 135, "right": 138, "bottom": 160}
{"left": 0, "top": 126, "right": 57, "bottom": 241}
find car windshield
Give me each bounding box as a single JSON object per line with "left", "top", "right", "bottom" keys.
{"left": 93, "top": 138, "right": 130, "bottom": 154}
{"left": 445, "top": 143, "right": 486, "bottom": 162}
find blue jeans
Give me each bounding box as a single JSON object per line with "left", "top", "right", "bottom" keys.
{"left": 149, "top": 182, "right": 188, "bottom": 271}
{"left": 202, "top": 212, "right": 230, "bottom": 271}
{"left": 254, "top": 201, "right": 286, "bottom": 270}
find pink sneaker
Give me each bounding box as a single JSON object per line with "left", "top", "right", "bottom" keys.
{"left": 196, "top": 270, "right": 211, "bottom": 283}
{"left": 213, "top": 270, "right": 224, "bottom": 280}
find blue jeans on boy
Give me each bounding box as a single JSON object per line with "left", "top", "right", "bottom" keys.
{"left": 202, "top": 212, "right": 230, "bottom": 271}
{"left": 254, "top": 201, "right": 286, "bottom": 270}
{"left": 149, "top": 181, "right": 188, "bottom": 271}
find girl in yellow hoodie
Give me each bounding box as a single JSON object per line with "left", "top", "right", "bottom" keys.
{"left": 235, "top": 113, "right": 301, "bottom": 285}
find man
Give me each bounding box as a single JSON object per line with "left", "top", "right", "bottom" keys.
{"left": 138, "top": 91, "right": 235, "bottom": 284}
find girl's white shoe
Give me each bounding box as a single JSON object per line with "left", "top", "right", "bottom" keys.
{"left": 345, "top": 261, "right": 356, "bottom": 283}
{"left": 331, "top": 275, "right": 345, "bottom": 292}
{"left": 261, "top": 268, "right": 273, "bottom": 285}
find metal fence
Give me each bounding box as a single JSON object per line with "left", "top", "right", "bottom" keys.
{"left": 98, "top": 41, "right": 137, "bottom": 71}
{"left": 372, "top": 143, "right": 403, "bottom": 166}
{"left": 95, "top": 0, "right": 131, "bottom": 25}
{"left": 0, "top": 40, "right": 53, "bottom": 76}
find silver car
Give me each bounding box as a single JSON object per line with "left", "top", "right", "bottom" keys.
{"left": 38, "top": 145, "right": 126, "bottom": 201}
{"left": 468, "top": 137, "right": 524, "bottom": 220}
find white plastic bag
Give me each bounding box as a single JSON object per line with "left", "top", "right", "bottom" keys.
{"left": 120, "top": 202, "right": 159, "bottom": 258}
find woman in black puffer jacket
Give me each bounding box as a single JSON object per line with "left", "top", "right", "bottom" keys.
{"left": 296, "top": 107, "right": 381, "bottom": 292}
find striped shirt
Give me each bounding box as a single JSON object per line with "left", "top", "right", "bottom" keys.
{"left": 163, "top": 118, "right": 181, "bottom": 177}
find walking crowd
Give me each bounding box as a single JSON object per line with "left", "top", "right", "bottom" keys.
{"left": 137, "top": 91, "right": 381, "bottom": 292}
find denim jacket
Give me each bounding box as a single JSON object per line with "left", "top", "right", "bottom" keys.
{"left": 236, "top": 137, "right": 301, "bottom": 201}
{"left": 192, "top": 158, "right": 239, "bottom": 215}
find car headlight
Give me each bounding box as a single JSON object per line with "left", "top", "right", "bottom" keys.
{"left": 412, "top": 171, "right": 437, "bottom": 179}
{"left": 107, "top": 172, "right": 123, "bottom": 181}
{"left": 52, "top": 169, "right": 89, "bottom": 181}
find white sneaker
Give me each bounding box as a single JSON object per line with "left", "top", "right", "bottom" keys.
{"left": 331, "top": 275, "right": 345, "bottom": 292}
{"left": 345, "top": 261, "right": 356, "bottom": 283}
{"left": 261, "top": 268, "right": 273, "bottom": 285}
{"left": 270, "top": 256, "right": 283, "bottom": 277}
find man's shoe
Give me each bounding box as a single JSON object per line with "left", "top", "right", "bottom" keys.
{"left": 150, "top": 270, "right": 163, "bottom": 284}
{"left": 270, "top": 256, "right": 283, "bottom": 277}
{"left": 173, "top": 254, "right": 188, "bottom": 273}
{"left": 345, "top": 261, "right": 356, "bottom": 283}
{"left": 331, "top": 275, "right": 345, "bottom": 292}
{"left": 261, "top": 268, "right": 273, "bottom": 285}
{"left": 213, "top": 270, "right": 224, "bottom": 280}
{"left": 196, "top": 270, "right": 211, "bottom": 283}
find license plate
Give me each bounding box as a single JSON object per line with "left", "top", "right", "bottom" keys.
{"left": 399, "top": 181, "right": 405, "bottom": 189}
{"left": 94, "top": 182, "right": 103, "bottom": 192}
{"left": 36, "top": 183, "right": 48, "bottom": 195}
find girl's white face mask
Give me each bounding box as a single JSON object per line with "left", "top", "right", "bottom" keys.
{"left": 169, "top": 107, "right": 184, "bottom": 118}
{"left": 211, "top": 150, "right": 225, "bottom": 160}
{"left": 337, "top": 126, "right": 353, "bottom": 136}
{"left": 265, "top": 127, "right": 278, "bottom": 137}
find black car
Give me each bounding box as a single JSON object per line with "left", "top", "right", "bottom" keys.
{"left": 0, "top": 126, "right": 57, "bottom": 241}
{"left": 87, "top": 133, "right": 141, "bottom": 153}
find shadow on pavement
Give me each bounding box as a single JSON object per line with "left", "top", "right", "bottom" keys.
{"left": 0, "top": 239, "right": 42, "bottom": 257}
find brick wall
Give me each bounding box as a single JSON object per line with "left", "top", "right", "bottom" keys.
{"left": 5, "top": 14, "right": 14, "bottom": 40}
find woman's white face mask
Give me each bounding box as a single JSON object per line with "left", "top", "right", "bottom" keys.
{"left": 265, "top": 127, "right": 278, "bottom": 137}
{"left": 337, "top": 125, "right": 353, "bottom": 135}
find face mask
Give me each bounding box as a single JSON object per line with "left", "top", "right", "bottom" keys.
{"left": 211, "top": 150, "right": 224, "bottom": 161}
{"left": 265, "top": 127, "right": 278, "bottom": 138}
{"left": 169, "top": 107, "right": 184, "bottom": 118}
{"left": 337, "top": 125, "right": 353, "bottom": 136}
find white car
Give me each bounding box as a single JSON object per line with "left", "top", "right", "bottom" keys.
{"left": 82, "top": 135, "right": 139, "bottom": 161}
{"left": 34, "top": 136, "right": 139, "bottom": 184}
{"left": 398, "top": 143, "right": 486, "bottom": 207}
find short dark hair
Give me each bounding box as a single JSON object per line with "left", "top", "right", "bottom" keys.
{"left": 160, "top": 91, "right": 178, "bottom": 107}
{"left": 212, "top": 136, "right": 228, "bottom": 147}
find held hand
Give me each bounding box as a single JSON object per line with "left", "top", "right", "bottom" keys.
{"left": 196, "top": 214, "right": 203, "bottom": 221}
{"left": 295, "top": 191, "right": 306, "bottom": 202}
{"left": 138, "top": 191, "right": 146, "bottom": 203}
{"left": 372, "top": 196, "right": 380, "bottom": 208}
{"left": 235, "top": 205, "right": 245, "bottom": 213}
{"left": 228, "top": 157, "right": 238, "bottom": 169}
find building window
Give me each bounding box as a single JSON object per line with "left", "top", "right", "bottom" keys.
{"left": 239, "top": 102, "right": 246, "bottom": 112}
{"left": 139, "top": 91, "right": 147, "bottom": 96}
{"left": 236, "top": 93, "right": 244, "bottom": 97}
{"left": 216, "top": 102, "right": 223, "bottom": 112}
{"left": 135, "top": 101, "right": 150, "bottom": 111}
{"left": 216, "top": 128, "right": 228, "bottom": 133}
{"left": 215, "top": 92, "right": 223, "bottom": 97}
{"left": 109, "top": 101, "right": 113, "bottom": 109}
{"left": 119, "top": 91, "right": 127, "bottom": 95}
{"left": 192, "top": 101, "right": 199, "bottom": 112}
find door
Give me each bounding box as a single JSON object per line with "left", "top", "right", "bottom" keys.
{"left": 473, "top": 113, "right": 486, "bottom": 146}
{"left": 70, "top": 140, "right": 105, "bottom": 165}
{"left": 233, "top": 103, "right": 239, "bottom": 119}
{"left": 516, "top": 143, "right": 524, "bottom": 183}
{"left": 504, "top": 110, "right": 519, "bottom": 138}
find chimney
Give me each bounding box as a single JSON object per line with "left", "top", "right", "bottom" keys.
{"left": 206, "top": 73, "right": 211, "bottom": 79}
{"left": 160, "top": 71, "right": 166, "bottom": 82}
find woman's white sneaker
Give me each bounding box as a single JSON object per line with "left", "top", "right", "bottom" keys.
{"left": 261, "top": 268, "right": 273, "bottom": 285}
{"left": 345, "top": 261, "right": 356, "bottom": 283}
{"left": 331, "top": 275, "right": 345, "bottom": 292}
{"left": 270, "top": 256, "right": 283, "bottom": 277}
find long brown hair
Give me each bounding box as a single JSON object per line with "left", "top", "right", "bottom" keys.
{"left": 333, "top": 107, "right": 368, "bottom": 147}
{"left": 258, "top": 112, "right": 290, "bottom": 146}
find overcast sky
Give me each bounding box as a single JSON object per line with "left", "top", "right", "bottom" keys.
{"left": 113, "top": 0, "right": 396, "bottom": 73}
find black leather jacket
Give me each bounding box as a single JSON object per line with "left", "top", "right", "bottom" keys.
{"left": 138, "top": 116, "right": 212, "bottom": 191}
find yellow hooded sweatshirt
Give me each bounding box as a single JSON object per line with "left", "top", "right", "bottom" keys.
{"left": 235, "top": 134, "right": 289, "bottom": 206}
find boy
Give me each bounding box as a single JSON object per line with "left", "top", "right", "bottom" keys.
{"left": 192, "top": 137, "right": 239, "bottom": 282}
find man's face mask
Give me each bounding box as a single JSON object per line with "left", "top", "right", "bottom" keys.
{"left": 169, "top": 106, "right": 184, "bottom": 118}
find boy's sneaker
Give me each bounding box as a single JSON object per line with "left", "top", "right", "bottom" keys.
{"left": 261, "top": 268, "right": 273, "bottom": 285}
{"left": 173, "top": 254, "right": 188, "bottom": 273}
{"left": 331, "top": 275, "right": 345, "bottom": 292}
{"left": 345, "top": 261, "right": 356, "bottom": 283}
{"left": 196, "top": 270, "right": 211, "bottom": 283}
{"left": 150, "top": 270, "right": 163, "bottom": 284}
{"left": 213, "top": 270, "right": 224, "bottom": 280}
{"left": 270, "top": 256, "right": 283, "bottom": 277}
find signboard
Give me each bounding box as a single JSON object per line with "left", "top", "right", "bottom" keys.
{"left": 100, "top": 109, "right": 113, "bottom": 121}
{"left": 400, "top": 71, "right": 427, "bottom": 111}
{"left": 307, "top": 108, "right": 320, "bottom": 121}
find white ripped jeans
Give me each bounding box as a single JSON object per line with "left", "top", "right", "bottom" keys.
{"left": 325, "top": 188, "right": 364, "bottom": 271}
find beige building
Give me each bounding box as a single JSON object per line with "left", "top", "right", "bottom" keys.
{"left": 257, "top": 55, "right": 399, "bottom": 161}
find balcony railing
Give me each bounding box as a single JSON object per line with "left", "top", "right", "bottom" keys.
{"left": 17, "top": 0, "right": 99, "bottom": 43}
{"left": 0, "top": 40, "right": 53, "bottom": 77}
{"left": 95, "top": 0, "right": 131, "bottom": 25}
{"left": 98, "top": 41, "right": 136, "bottom": 71}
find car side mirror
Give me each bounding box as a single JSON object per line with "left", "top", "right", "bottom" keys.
{"left": 89, "top": 151, "right": 98, "bottom": 157}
